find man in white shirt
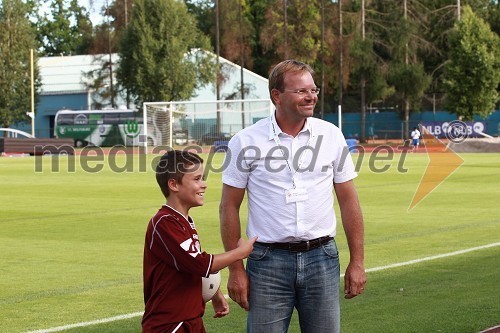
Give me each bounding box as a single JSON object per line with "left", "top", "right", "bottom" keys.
{"left": 220, "top": 60, "right": 366, "bottom": 333}
{"left": 411, "top": 127, "right": 421, "bottom": 151}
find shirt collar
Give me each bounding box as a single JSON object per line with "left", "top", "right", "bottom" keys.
{"left": 162, "top": 204, "right": 193, "bottom": 224}
{"left": 268, "top": 111, "right": 312, "bottom": 140}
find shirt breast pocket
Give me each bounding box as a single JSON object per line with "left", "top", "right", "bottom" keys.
{"left": 253, "top": 156, "right": 290, "bottom": 182}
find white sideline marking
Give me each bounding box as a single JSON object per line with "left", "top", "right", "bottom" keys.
{"left": 479, "top": 324, "right": 500, "bottom": 333}
{"left": 342, "top": 242, "right": 500, "bottom": 277}
{"left": 28, "top": 242, "right": 500, "bottom": 333}
{"left": 27, "top": 312, "right": 144, "bottom": 333}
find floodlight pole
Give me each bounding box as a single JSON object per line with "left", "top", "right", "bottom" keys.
{"left": 106, "top": 0, "right": 115, "bottom": 108}
{"left": 284, "top": 0, "right": 288, "bottom": 58}
{"left": 239, "top": 0, "right": 245, "bottom": 129}
{"left": 215, "top": 0, "right": 221, "bottom": 132}
{"left": 30, "top": 48, "right": 35, "bottom": 137}
{"left": 338, "top": 0, "right": 343, "bottom": 132}
{"left": 320, "top": 0, "right": 325, "bottom": 119}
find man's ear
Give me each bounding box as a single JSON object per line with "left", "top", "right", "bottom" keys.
{"left": 168, "top": 179, "right": 179, "bottom": 193}
{"left": 271, "top": 88, "right": 281, "bottom": 105}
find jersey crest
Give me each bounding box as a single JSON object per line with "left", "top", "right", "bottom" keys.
{"left": 179, "top": 237, "right": 202, "bottom": 258}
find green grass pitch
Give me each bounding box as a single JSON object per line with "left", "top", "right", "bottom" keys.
{"left": 0, "top": 152, "right": 498, "bottom": 333}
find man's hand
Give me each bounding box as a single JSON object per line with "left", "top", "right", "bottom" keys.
{"left": 227, "top": 267, "right": 250, "bottom": 311}
{"left": 344, "top": 261, "right": 366, "bottom": 299}
{"left": 334, "top": 181, "right": 366, "bottom": 299}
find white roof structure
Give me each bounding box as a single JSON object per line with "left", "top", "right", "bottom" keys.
{"left": 38, "top": 54, "right": 118, "bottom": 95}
{"left": 192, "top": 56, "right": 269, "bottom": 102}
{"left": 37, "top": 52, "right": 270, "bottom": 102}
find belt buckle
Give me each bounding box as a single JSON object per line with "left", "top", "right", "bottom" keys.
{"left": 306, "top": 240, "right": 310, "bottom": 251}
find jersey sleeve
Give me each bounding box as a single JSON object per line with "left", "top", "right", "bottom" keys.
{"left": 147, "top": 215, "right": 213, "bottom": 278}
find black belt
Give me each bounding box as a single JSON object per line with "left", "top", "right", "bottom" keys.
{"left": 257, "top": 236, "right": 333, "bottom": 252}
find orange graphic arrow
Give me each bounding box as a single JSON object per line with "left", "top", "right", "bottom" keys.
{"left": 408, "top": 127, "right": 464, "bottom": 211}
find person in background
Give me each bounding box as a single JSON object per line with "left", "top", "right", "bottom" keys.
{"left": 411, "top": 126, "right": 421, "bottom": 151}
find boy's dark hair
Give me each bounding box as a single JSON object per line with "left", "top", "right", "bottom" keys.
{"left": 156, "top": 150, "right": 203, "bottom": 198}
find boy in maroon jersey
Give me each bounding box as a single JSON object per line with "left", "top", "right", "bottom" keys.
{"left": 142, "top": 150, "right": 257, "bottom": 333}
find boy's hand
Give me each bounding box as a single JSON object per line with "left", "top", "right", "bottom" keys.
{"left": 237, "top": 236, "right": 258, "bottom": 259}
{"left": 211, "top": 289, "right": 229, "bottom": 318}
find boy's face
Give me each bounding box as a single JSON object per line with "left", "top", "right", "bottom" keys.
{"left": 175, "top": 163, "right": 207, "bottom": 208}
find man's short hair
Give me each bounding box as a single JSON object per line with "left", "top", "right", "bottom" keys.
{"left": 156, "top": 150, "right": 203, "bottom": 198}
{"left": 268, "top": 60, "right": 315, "bottom": 104}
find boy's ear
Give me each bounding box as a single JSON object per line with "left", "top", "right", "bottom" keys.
{"left": 167, "top": 179, "right": 179, "bottom": 193}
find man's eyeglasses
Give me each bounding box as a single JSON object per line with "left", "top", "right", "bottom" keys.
{"left": 282, "top": 88, "right": 320, "bottom": 95}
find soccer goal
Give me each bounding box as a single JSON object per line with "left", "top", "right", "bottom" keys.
{"left": 142, "top": 99, "right": 273, "bottom": 150}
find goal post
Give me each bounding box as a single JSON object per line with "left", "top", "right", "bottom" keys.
{"left": 142, "top": 99, "right": 273, "bottom": 151}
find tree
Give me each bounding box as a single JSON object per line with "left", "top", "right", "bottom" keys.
{"left": 0, "top": 0, "right": 41, "bottom": 131}
{"left": 35, "top": 0, "right": 93, "bottom": 56}
{"left": 344, "top": 0, "right": 395, "bottom": 142}
{"left": 82, "top": 54, "right": 120, "bottom": 109}
{"left": 444, "top": 5, "right": 500, "bottom": 120}
{"left": 350, "top": 37, "right": 394, "bottom": 141}
{"left": 184, "top": 0, "right": 257, "bottom": 100}
{"left": 246, "top": 0, "right": 273, "bottom": 76}
{"left": 260, "top": 0, "right": 322, "bottom": 65}
{"left": 485, "top": 0, "right": 500, "bottom": 35}
{"left": 84, "top": 0, "right": 134, "bottom": 109}
{"left": 117, "top": 0, "right": 216, "bottom": 106}
{"left": 216, "top": 0, "right": 256, "bottom": 100}
{"left": 380, "top": 0, "right": 431, "bottom": 138}
{"left": 89, "top": 0, "right": 132, "bottom": 54}
{"left": 218, "top": 0, "right": 254, "bottom": 67}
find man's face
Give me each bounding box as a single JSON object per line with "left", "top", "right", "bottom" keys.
{"left": 272, "top": 71, "right": 318, "bottom": 121}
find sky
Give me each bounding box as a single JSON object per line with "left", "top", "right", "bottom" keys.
{"left": 78, "top": 0, "right": 105, "bottom": 25}
{"left": 39, "top": 0, "right": 105, "bottom": 25}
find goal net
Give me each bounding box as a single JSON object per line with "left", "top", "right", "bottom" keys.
{"left": 142, "top": 99, "right": 272, "bottom": 150}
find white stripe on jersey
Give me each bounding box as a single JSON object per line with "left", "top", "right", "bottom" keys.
{"left": 171, "top": 322, "right": 183, "bottom": 332}
{"left": 150, "top": 214, "right": 180, "bottom": 271}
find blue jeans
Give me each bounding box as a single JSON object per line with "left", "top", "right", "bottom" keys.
{"left": 246, "top": 239, "right": 340, "bottom": 333}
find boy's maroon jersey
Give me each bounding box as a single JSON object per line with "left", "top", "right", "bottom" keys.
{"left": 142, "top": 205, "right": 214, "bottom": 332}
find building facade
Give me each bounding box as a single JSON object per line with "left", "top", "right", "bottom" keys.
{"left": 13, "top": 53, "right": 270, "bottom": 139}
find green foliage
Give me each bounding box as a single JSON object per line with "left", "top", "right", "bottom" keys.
{"left": 388, "top": 62, "right": 431, "bottom": 107}
{"left": 118, "top": 0, "right": 215, "bottom": 105}
{"left": 4, "top": 0, "right": 498, "bottom": 116}
{"left": 260, "top": 1, "right": 321, "bottom": 65}
{"left": 218, "top": 0, "right": 255, "bottom": 66}
{"left": 83, "top": 0, "right": 134, "bottom": 109}
{"left": 462, "top": 0, "right": 498, "bottom": 31}
{"left": 485, "top": 0, "right": 500, "bottom": 35}
{"left": 417, "top": 0, "right": 456, "bottom": 95}
{"left": 444, "top": 5, "right": 500, "bottom": 120}
{"left": 35, "top": 0, "right": 93, "bottom": 56}
{"left": 350, "top": 37, "right": 394, "bottom": 104}
{"left": 185, "top": 0, "right": 214, "bottom": 36}
{"left": 245, "top": 0, "right": 276, "bottom": 76}
{"left": 0, "top": 0, "right": 41, "bottom": 129}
